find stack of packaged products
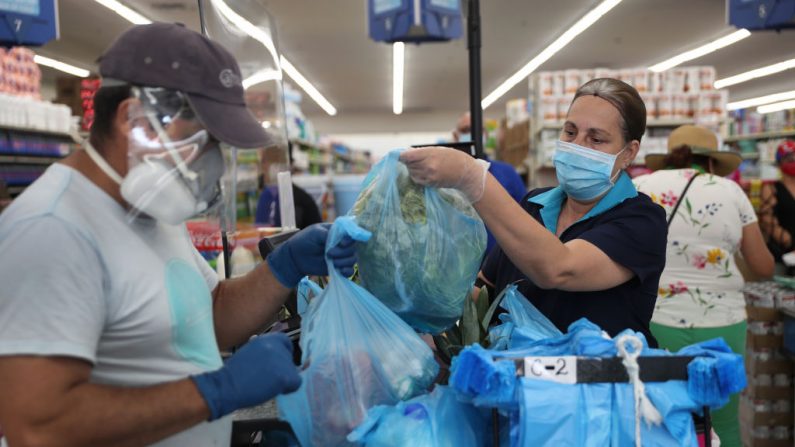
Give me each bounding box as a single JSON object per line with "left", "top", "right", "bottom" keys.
{"left": 536, "top": 67, "right": 724, "bottom": 126}
{"left": 0, "top": 47, "right": 41, "bottom": 98}
{"left": 728, "top": 108, "right": 795, "bottom": 137}
{"left": 534, "top": 66, "right": 726, "bottom": 169}
{"left": 741, "top": 282, "right": 795, "bottom": 447}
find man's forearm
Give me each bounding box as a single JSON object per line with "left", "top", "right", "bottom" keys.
{"left": 211, "top": 263, "right": 292, "bottom": 349}
{"left": 4, "top": 378, "right": 208, "bottom": 447}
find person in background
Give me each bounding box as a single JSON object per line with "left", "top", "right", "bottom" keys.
{"left": 633, "top": 125, "right": 774, "bottom": 447}
{"left": 452, "top": 112, "right": 527, "bottom": 253}
{"left": 255, "top": 145, "right": 322, "bottom": 229}
{"left": 0, "top": 23, "right": 357, "bottom": 446}
{"left": 402, "top": 78, "right": 667, "bottom": 345}
{"left": 759, "top": 140, "right": 795, "bottom": 274}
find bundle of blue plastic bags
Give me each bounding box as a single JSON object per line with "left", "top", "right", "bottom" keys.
{"left": 277, "top": 217, "right": 439, "bottom": 447}
{"left": 347, "top": 386, "right": 489, "bottom": 447}
{"left": 447, "top": 286, "right": 748, "bottom": 447}
{"left": 350, "top": 150, "right": 486, "bottom": 334}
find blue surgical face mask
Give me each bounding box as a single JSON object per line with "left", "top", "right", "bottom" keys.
{"left": 553, "top": 140, "right": 626, "bottom": 202}
{"left": 458, "top": 133, "right": 472, "bottom": 143}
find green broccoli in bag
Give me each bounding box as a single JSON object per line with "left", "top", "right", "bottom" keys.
{"left": 351, "top": 150, "right": 487, "bottom": 334}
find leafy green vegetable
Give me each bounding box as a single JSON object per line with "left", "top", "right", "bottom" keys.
{"left": 352, "top": 155, "right": 486, "bottom": 334}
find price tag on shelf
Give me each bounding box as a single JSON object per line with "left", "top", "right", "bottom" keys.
{"left": 522, "top": 356, "right": 577, "bottom": 384}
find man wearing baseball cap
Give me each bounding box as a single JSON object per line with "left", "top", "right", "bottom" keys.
{"left": 0, "top": 23, "right": 356, "bottom": 446}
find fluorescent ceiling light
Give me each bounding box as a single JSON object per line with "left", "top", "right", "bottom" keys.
{"left": 757, "top": 99, "right": 795, "bottom": 114}
{"left": 481, "top": 0, "right": 622, "bottom": 109}
{"left": 212, "top": 0, "right": 336, "bottom": 116}
{"left": 728, "top": 90, "right": 795, "bottom": 110}
{"left": 393, "top": 42, "right": 404, "bottom": 115}
{"left": 243, "top": 69, "right": 282, "bottom": 89}
{"left": 34, "top": 55, "right": 90, "bottom": 77}
{"left": 279, "top": 56, "right": 337, "bottom": 116}
{"left": 211, "top": 0, "right": 279, "bottom": 64}
{"left": 714, "top": 57, "right": 795, "bottom": 89}
{"left": 93, "top": 0, "right": 151, "bottom": 25}
{"left": 648, "top": 29, "right": 751, "bottom": 73}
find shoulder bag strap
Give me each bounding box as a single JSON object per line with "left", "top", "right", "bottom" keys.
{"left": 667, "top": 172, "right": 701, "bottom": 228}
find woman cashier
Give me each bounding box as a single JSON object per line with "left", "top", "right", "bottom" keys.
{"left": 401, "top": 78, "right": 667, "bottom": 346}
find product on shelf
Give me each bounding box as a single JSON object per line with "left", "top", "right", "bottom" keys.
{"left": 741, "top": 281, "right": 794, "bottom": 447}
{"left": 80, "top": 78, "right": 101, "bottom": 132}
{"left": 534, "top": 66, "right": 723, "bottom": 126}
{"left": 0, "top": 47, "right": 41, "bottom": 99}
{"left": 729, "top": 108, "right": 795, "bottom": 137}
{"left": 531, "top": 66, "right": 726, "bottom": 178}
{"left": 0, "top": 94, "right": 73, "bottom": 134}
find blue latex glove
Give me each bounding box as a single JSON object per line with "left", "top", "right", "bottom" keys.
{"left": 267, "top": 223, "right": 358, "bottom": 288}
{"left": 191, "top": 333, "right": 301, "bottom": 421}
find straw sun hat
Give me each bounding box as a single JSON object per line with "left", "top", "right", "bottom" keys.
{"left": 645, "top": 125, "right": 741, "bottom": 177}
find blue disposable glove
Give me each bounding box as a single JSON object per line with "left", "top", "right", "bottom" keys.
{"left": 266, "top": 223, "right": 358, "bottom": 288}
{"left": 191, "top": 333, "right": 301, "bottom": 421}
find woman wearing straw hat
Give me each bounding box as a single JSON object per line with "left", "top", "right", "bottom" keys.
{"left": 634, "top": 124, "right": 774, "bottom": 447}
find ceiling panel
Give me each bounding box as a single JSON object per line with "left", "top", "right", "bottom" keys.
{"left": 32, "top": 0, "right": 795, "bottom": 133}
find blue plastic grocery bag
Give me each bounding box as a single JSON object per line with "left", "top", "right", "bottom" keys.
{"left": 351, "top": 150, "right": 487, "bottom": 334}
{"left": 277, "top": 217, "right": 439, "bottom": 447}
{"left": 488, "top": 284, "right": 562, "bottom": 350}
{"left": 347, "top": 386, "right": 489, "bottom": 447}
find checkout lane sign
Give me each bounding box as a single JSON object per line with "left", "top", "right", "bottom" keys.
{"left": 0, "top": 0, "right": 39, "bottom": 15}
{"left": 523, "top": 356, "right": 578, "bottom": 384}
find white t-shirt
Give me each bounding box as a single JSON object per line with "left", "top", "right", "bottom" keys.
{"left": 0, "top": 164, "right": 231, "bottom": 446}
{"left": 633, "top": 169, "right": 758, "bottom": 328}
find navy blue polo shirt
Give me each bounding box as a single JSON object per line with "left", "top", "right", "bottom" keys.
{"left": 482, "top": 173, "right": 667, "bottom": 347}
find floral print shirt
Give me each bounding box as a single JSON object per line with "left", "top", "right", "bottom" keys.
{"left": 633, "top": 169, "right": 757, "bottom": 328}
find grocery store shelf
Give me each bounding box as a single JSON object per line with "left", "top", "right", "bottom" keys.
{"left": 0, "top": 154, "right": 64, "bottom": 164}
{"left": 0, "top": 124, "right": 73, "bottom": 138}
{"left": 724, "top": 129, "right": 795, "bottom": 143}
{"left": 740, "top": 152, "right": 759, "bottom": 160}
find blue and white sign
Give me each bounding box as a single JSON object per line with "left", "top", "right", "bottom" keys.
{"left": 728, "top": 0, "right": 795, "bottom": 30}
{"left": 368, "top": 0, "right": 462, "bottom": 43}
{"left": 0, "top": 0, "right": 59, "bottom": 47}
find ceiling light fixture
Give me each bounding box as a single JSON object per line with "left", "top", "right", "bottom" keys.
{"left": 279, "top": 56, "right": 337, "bottom": 116}
{"left": 93, "top": 0, "right": 151, "bottom": 25}
{"left": 393, "top": 42, "right": 405, "bottom": 115}
{"left": 34, "top": 55, "right": 90, "bottom": 77}
{"left": 727, "top": 90, "right": 795, "bottom": 110}
{"left": 648, "top": 29, "right": 751, "bottom": 73}
{"left": 714, "top": 57, "right": 795, "bottom": 89}
{"left": 212, "top": 0, "right": 337, "bottom": 116}
{"left": 757, "top": 99, "right": 795, "bottom": 114}
{"left": 243, "top": 69, "right": 282, "bottom": 89}
{"left": 481, "top": 0, "right": 623, "bottom": 110}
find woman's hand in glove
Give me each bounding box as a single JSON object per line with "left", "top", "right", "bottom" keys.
{"left": 400, "top": 146, "right": 490, "bottom": 203}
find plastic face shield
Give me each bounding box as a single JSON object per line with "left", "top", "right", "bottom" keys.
{"left": 123, "top": 86, "right": 227, "bottom": 225}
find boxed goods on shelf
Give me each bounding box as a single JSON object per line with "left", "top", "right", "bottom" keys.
{"left": 0, "top": 47, "right": 41, "bottom": 99}
{"left": 534, "top": 66, "right": 724, "bottom": 126}
{"left": 742, "top": 281, "right": 795, "bottom": 447}
{"left": 498, "top": 119, "right": 530, "bottom": 167}
{"left": 0, "top": 94, "right": 73, "bottom": 135}
{"left": 728, "top": 108, "right": 795, "bottom": 138}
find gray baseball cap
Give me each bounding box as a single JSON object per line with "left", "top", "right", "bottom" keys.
{"left": 98, "top": 22, "right": 273, "bottom": 149}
